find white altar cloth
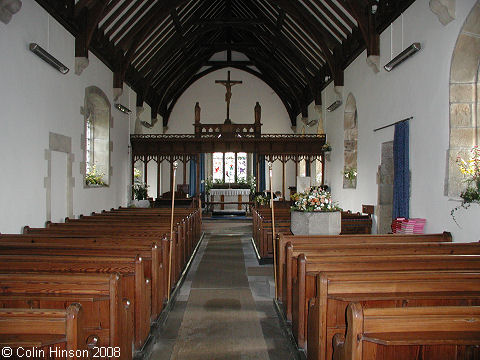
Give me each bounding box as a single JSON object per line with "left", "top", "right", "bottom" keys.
{"left": 209, "top": 188, "right": 250, "bottom": 211}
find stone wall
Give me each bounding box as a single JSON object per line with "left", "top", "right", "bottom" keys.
{"left": 447, "top": 1, "right": 480, "bottom": 197}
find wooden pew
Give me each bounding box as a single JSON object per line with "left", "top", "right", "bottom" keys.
{"left": 0, "top": 254, "right": 149, "bottom": 350}
{"left": 252, "top": 207, "right": 291, "bottom": 260}
{"left": 23, "top": 225, "right": 190, "bottom": 297}
{"left": 276, "top": 232, "right": 452, "bottom": 304}
{"left": 0, "top": 208, "right": 202, "bottom": 354}
{"left": 252, "top": 209, "right": 373, "bottom": 261}
{"left": 333, "top": 304, "right": 480, "bottom": 360}
{"left": 0, "top": 235, "right": 168, "bottom": 319}
{"left": 292, "top": 253, "right": 480, "bottom": 352}
{"left": 0, "top": 304, "right": 87, "bottom": 359}
{"left": 0, "top": 272, "right": 132, "bottom": 359}
{"left": 340, "top": 211, "right": 372, "bottom": 234}
{"left": 284, "top": 241, "right": 480, "bottom": 322}
{"left": 307, "top": 271, "right": 480, "bottom": 360}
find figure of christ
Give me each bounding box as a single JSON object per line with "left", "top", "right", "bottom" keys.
{"left": 215, "top": 71, "right": 242, "bottom": 122}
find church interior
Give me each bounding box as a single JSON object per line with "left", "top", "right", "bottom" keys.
{"left": 0, "top": 0, "right": 480, "bottom": 359}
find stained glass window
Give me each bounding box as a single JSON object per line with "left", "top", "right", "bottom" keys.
{"left": 237, "top": 152, "right": 247, "bottom": 181}
{"left": 211, "top": 152, "right": 248, "bottom": 182}
{"left": 225, "top": 152, "right": 235, "bottom": 183}
{"left": 212, "top": 152, "right": 223, "bottom": 182}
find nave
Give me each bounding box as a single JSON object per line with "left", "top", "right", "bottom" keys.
{"left": 148, "top": 219, "right": 297, "bottom": 360}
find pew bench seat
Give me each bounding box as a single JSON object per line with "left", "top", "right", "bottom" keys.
{"left": 333, "top": 304, "right": 480, "bottom": 360}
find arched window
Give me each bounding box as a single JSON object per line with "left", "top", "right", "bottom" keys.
{"left": 212, "top": 152, "right": 247, "bottom": 183}
{"left": 344, "top": 93, "right": 358, "bottom": 189}
{"left": 83, "top": 86, "right": 111, "bottom": 187}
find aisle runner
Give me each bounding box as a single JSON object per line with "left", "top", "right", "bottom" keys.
{"left": 170, "top": 234, "right": 270, "bottom": 360}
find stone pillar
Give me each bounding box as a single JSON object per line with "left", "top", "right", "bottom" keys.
{"left": 376, "top": 141, "right": 394, "bottom": 234}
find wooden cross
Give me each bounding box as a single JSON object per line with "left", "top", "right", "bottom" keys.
{"left": 215, "top": 71, "right": 242, "bottom": 122}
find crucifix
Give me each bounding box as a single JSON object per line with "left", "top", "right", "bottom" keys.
{"left": 215, "top": 71, "right": 242, "bottom": 123}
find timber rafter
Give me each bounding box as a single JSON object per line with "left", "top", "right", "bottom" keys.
{"left": 34, "top": 0, "right": 416, "bottom": 125}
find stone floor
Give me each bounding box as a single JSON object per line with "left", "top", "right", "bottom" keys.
{"left": 148, "top": 219, "right": 297, "bottom": 360}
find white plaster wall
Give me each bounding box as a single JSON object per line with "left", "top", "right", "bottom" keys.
{"left": 0, "top": 1, "right": 130, "bottom": 233}
{"left": 322, "top": 0, "right": 479, "bottom": 242}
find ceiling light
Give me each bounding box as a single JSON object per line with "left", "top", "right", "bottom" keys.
{"left": 327, "top": 100, "right": 342, "bottom": 112}
{"left": 29, "top": 43, "right": 69, "bottom": 74}
{"left": 384, "top": 43, "right": 421, "bottom": 72}
{"left": 114, "top": 103, "right": 131, "bottom": 114}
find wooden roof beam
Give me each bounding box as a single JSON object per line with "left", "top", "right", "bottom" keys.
{"left": 114, "top": 0, "right": 213, "bottom": 99}
{"left": 117, "top": 0, "right": 189, "bottom": 51}
{"left": 74, "top": 0, "right": 96, "bottom": 17}
{"left": 161, "top": 64, "right": 299, "bottom": 127}
{"left": 74, "top": 0, "right": 109, "bottom": 75}
{"left": 341, "top": 0, "right": 380, "bottom": 73}
{"left": 268, "top": 0, "right": 342, "bottom": 86}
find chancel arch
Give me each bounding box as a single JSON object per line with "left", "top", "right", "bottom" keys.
{"left": 447, "top": 1, "right": 480, "bottom": 197}
{"left": 344, "top": 93, "right": 358, "bottom": 189}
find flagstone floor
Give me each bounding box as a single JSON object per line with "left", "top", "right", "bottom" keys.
{"left": 148, "top": 219, "right": 297, "bottom": 360}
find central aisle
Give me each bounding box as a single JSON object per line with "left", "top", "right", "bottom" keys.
{"left": 149, "top": 220, "right": 296, "bottom": 360}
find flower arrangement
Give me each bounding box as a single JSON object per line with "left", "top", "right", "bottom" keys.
{"left": 85, "top": 164, "right": 106, "bottom": 186}
{"left": 291, "top": 186, "right": 342, "bottom": 212}
{"left": 255, "top": 194, "right": 269, "bottom": 206}
{"left": 343, "top": 167, "right": 357, "bottom": 181}
{"left": 132, "top": 168, "right": 149, "bottom": 200}
{"left": 322, "top": 143, "right": 332, "bottom": 152}
{"left": 451, "top": 146, "right": 480, "bottom": 223}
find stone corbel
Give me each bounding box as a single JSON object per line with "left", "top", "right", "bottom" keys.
{"left": 113, "top": 87, "right": 123, "bottom": 101}
{"left": 75, "top": 57, "right": 89, "bottom": 76}
{"left": 0, "top": 0, "right": 21, "bottom": 24}
{"left": 366, "top": 55, "right": 380, "bottom": 73}
{"left": 334, "top": 86, "right": 344, "bottom": 101}
{"left": 429, "top": 0, "right": 455, "bottom": 25}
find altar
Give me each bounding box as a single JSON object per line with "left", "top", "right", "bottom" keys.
{"left": 209, "top": 188, "right": 251, "bottom": 212}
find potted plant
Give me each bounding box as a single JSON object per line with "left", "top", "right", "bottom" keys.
{"left": 85, "top": 164, "right": 106, "bottom": 187}
{"left": 343, "top": 167, "right": 357, "bottom": 188}
{"left": 131, "top": 169, "right": 150, "bottom": 208}
{"left": 451, "top": 146, "right": 480, "bottom": 223}
{"left": 290, "top": 186, "right": 342, "bottom": 235}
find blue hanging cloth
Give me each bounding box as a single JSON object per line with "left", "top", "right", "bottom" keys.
{"left": 259, "top": 155, "right": 266, "bottom": 192}
{"left": 392, "top": 121, "right": 410, "bottom": 219}
{"left": 189, "top": 158, "right": 196, "bottom": 197}
{"left": 189, "top": 154, "right": 205, "bottom": 197}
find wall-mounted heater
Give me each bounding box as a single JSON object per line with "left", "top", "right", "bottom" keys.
{"left": 29, "top": 43, "right": 69, "bottom": 74}
{"left": 384, "top": 43, "right": 421, "bottom": 72}
{"left": 115, "top": 103, "right": 131, "bottom": 114}
{"left": 327, "top": 100, "right": 342, "bottom": 112}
